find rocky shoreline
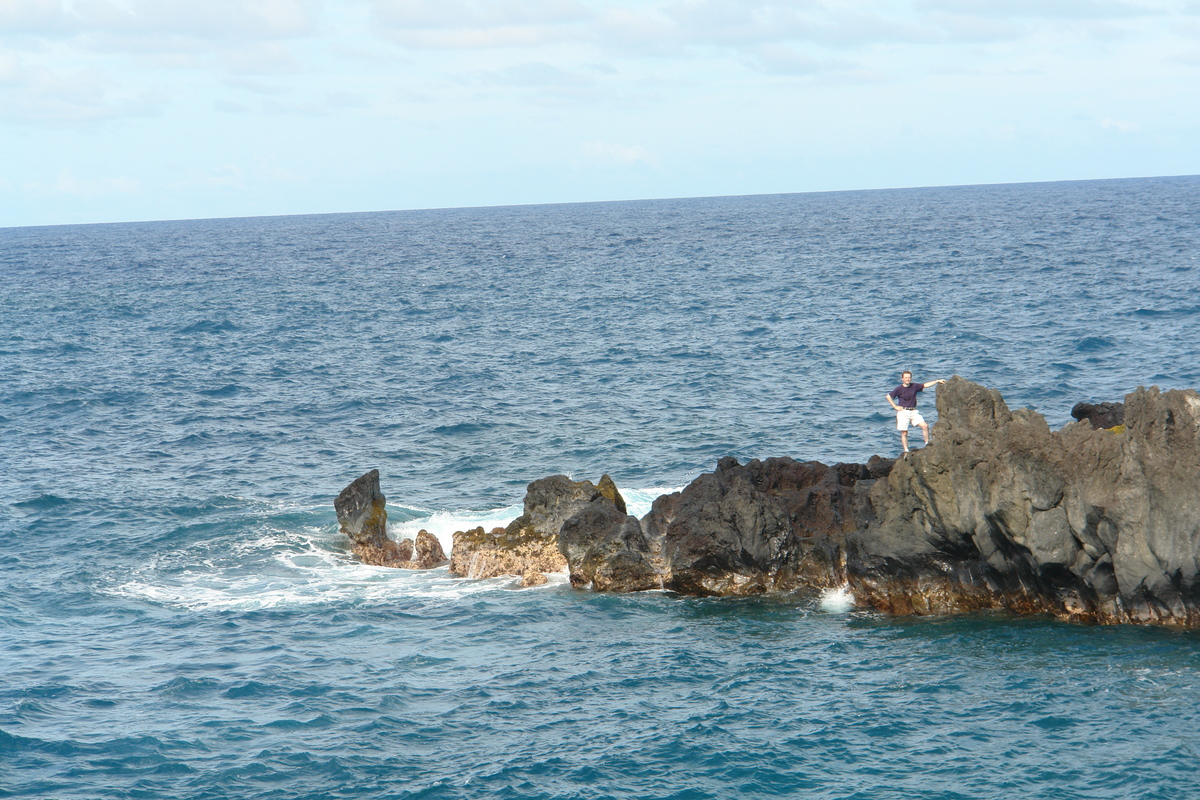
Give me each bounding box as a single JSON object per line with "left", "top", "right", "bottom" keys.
{"left": 336, "top": 377, "right": 1200, "bottom": 627}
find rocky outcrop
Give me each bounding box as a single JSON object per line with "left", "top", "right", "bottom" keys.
{"left": 334, "top": 471, "right": 446, "bottom": 568}
{"left": 449, "top": 525, "right": 566, "bottom": 584}
{"left": 558, "top": 497, "right": 658, "bottom": 592}
{"left": 851, "top": 378, "right": 1200, "bottom": 624}
{"left": 550, "top": 378, "right": 1200, "bottom": 627}
{"left": 554, "top": 455, "right": 895, "bottom": 594}
{"left": 339, "top": 379, "right": 1200, "bottom": 626}
{"left": 392, "top": 530, "right": 448, "bottom": 570}
{"left": 335, "top": 469, "right": 408, "bottom": 567}
{"left": 448, "top": 474, "right": 626, "bottom": 584}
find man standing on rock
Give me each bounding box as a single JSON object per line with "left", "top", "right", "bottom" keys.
{"left": 887, "top": 371, "right": 946, "bottom": 453}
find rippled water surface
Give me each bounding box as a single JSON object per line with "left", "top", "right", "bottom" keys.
{"left": 3, "top": 177, "right": 1200, "bottom": 799}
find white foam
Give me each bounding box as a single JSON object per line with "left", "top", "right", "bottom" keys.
{"left": 105, "top": 484, "right": 683, "bottom": 612}
{"left": 108, "top": 531, "right": 536, "bottom": 612}
{"left": 621, "top": 486, "right": 685, "bottom": 519}
{"left": 818, "top": 584, "right": 856, "bottom": 613}
{"left": 388, "top": 503, "right": 523, "bottom": 543}
{"left": 385, "top": 484, "right": 684, "bottom": 550}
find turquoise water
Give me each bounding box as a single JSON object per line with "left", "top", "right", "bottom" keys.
{"left": 3, "top": 176, "right": 1200, "bottom": 799}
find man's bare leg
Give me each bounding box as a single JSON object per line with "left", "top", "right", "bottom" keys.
{"left": 919, "top": 422, "right": 931, "bottom": 445}
{"left": 900, "top": 429, "right": 909, "bottom": 452}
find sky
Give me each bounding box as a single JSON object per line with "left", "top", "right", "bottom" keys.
{"left": 2, "top": 0, "right": 1199, "bottom": 227}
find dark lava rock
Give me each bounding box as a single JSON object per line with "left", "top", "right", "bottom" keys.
{"left": 550, "top": 455, "right": 890, "bottom": 595}
{"left": 1071, "top": 401, "right": 1125, "bottom": 430}
{"left": 848, "top": 377, "right": 1200, "bottom": 623}
{"left": 558, "top": 498, "right": 658, "bottom": 592}
{"left": 335, "top": 472, "right": 447, "bottom": 569}
{"left": 650, "top": 457, "right": 886, "bottom": 596}
{"left": 551, "top": 377, "right": 1200, "bottom": 627}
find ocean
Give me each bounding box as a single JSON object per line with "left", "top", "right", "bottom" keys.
{"left": 2, "top": 175, "right": 1199, "bottom": 799}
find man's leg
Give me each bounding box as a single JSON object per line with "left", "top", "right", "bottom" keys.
{"left": 900, "top": 428, "right": 909, "bottom": 452}
{"left": 919, "top": 421, "right": 930, "bottom": 444}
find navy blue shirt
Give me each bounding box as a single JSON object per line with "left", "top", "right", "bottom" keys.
{"left": 889, "top": 382, "right": 924, "bottom": 409}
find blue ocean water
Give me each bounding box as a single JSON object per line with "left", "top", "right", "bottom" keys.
{"left": 2, "top": 176, "right": 1200, "bottom": 799}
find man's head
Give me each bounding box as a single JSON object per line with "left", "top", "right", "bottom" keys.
{"left": 901, "top": 371, "right": 912, "bottom": 386}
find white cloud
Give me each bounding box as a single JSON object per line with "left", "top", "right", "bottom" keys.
{"left": 0, "top": 0, "right": 71, "bottom": 34}
{"left": 223, "top": 75, "right": 289, "bottom": 94}
{"left": 220, "top": 41, "right": 303, "bottom": 74}
{"left": 915, "top": 0, "right": 1171, "bottom": 20}
{"left": 27, "top": 168, "right": 140, "bottom": 199}
{"left": 361, "top": 0, "right": 1200, "bottom": 60}
{"left": 3, "top": 0, "right": 1199, "bottom": 226}
{"left": 214, "top": 98, "right": 251, "bottom": 112}
{"left": 373, "top": 0, "right": 589, "bottom": 28}
{"left": 488, "top": 60, "right": 594, "bottom": 87}
{"left": 749, "top": 43, "right": 824, "bottom": 75}
{"left": 581, "top": 140, "right": 657, "bottom": 167}
{"left": 654, "top": 0, "right": 935, "bottom": 49}
{"left": 68, "top": 0, "right": 317, "bottom": 41}
{"left": 203, "top": 163, "right": 247, "bottom": 190}
{"left": 372, "top": 0, "right": 591, "bottom": 48}
{"left": 0, "top": 0, "right": 316, "bottom": 42}
{"left": 166, "top": 156, "right": 305, "bottom": 193}
{"left": 1101, "top": 117, "right": 1140, "bottom": 132}
{"left": 0, "top": 62, "right": 166, "bottom": 123}
{"left": 0, "top": 49, "right": 24, "bottom": 83}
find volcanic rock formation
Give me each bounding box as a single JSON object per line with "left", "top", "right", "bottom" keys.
{"left": 337, "top": 377, "right": 1200, "bottom": 626}
{"left": 334, "top": 470, "right": 447, "bottom": 568}
{"left": 546, "top": 377, "right": 1200, "bottom": 626}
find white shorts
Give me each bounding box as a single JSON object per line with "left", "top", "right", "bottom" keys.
{"left": 896, "top": 408, "right": 926, "bottom": 431}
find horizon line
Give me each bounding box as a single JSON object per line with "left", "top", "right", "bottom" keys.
{"left": 5, "top": 172, "right": 1198, "bottom": 232}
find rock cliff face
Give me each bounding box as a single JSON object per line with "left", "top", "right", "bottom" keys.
{"left": 560, "top": 455, "right": 893, "bottom": 595}
{"left": 548, "top": 378, "right": 1200, "bottom": 626}
{"left": 852, "top": 378, "right": 1200, "bottom": 624}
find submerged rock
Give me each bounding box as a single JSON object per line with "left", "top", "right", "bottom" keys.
{"left": 549, "top": 377, "right": 1200, "bottom": 627}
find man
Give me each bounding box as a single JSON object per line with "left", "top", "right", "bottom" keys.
{"left": 886, "top": 371, "right": 946, "bottom": 453}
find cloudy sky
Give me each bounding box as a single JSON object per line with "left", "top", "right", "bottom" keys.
{"left": 2, "top": 0, "right": 1198, "bottom": 227}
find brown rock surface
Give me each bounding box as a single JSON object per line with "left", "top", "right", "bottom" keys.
{"left": 447, "top": 472, "right": 625, "bottom": 581}
{"left": 395, "top": 529, "right": 449, "bottom": 570}
{"left": 450, "top": 525, "right": 567, "bottom": 580}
